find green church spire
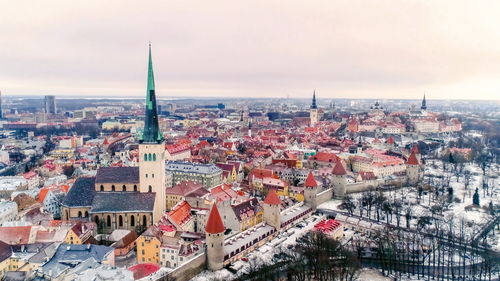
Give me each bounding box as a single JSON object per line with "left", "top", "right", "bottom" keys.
{"left": 141, "top": 43, "right": 163, "bottom": 143}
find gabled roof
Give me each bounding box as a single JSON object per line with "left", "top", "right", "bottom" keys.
{"left": 304, "top": 171, "right": 317, "bottom": 187}
{"left": 406, "top": 151, "right": 419, "bottom": 165}
{"left": 166, "top": 180, "right": 205, "bottom": 196}
{"left": 205, "top": 204, "right": 225, "bottom": 234}
{"left": 264, "top": 189, "right": 281, "bottom": 205}
{"left": 332, "top": 162, "right": 347, "bottom": 176}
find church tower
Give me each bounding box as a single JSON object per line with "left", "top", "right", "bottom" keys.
{"left": 139, "top": 43, "right": 166, "bottom": 222}
{"left": 206, "top": 203, "right": 225, "bottom": 271}
{"left": 421, "top": 94, "right": 427, "bottom": 111}
{"left": 310, "top": 90, "right": 318, "bottom": 127}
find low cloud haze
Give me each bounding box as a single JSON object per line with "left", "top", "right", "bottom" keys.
{"left": 1, "top": 0, "right": 500, "bottom": 100}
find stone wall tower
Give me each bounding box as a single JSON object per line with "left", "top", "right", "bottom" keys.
{"left": 406, "top": 150, "right": 420, "bottom": 185}
{"left": 205, "top": 203, "right": 225, "bottom": 271}
{"left": 310, "top": 90, "right": 318, "bottom": 127}
{"left": 139, "top": 43, "right": 166, "bottom": 223}
{"left": 303, "top": 171, "right": 318, "bottom": 211}
{"left": 331, "top": 161, "right": 347, "bottom": 197}
{"left": 263, "top": 189, "right": 281, "bottom": 231}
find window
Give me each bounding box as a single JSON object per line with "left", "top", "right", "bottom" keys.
{"left": 100, "top": 185, "right": 104, "bottom": 191}
{"left": 118, "top": 215, "right": 123, "bottom": 227}
{"left": 122, "top": 185, "right": 126, "bottom": 191}
{"left": 152, "top": 174, "right": 154, "bottom": 178}
{"left": 94, "top": 216, "right": 99, "bottom": 224}
{"left": 153, "top": 154, "right": 156, "bottom": 161}
{"left": 144, "top": 154, "right": 147, "bottom": 161}
{"left": 111, "top": 185, "right": 115, "bottom": 191}
{"left": 134, "top": 185, "right": 137, "bottom": 192}
{"left": 78, "top": 211, "right": 82, "bottom": 217}
{"left": 130, "top": 215, "right": 135, "bottom": 227}
{"left": 84, "top": 211, "right": 88, "bottom": 217}
{"left": 143, "top": 215, "right": 147, "bottom": 226}
{"left": 148, "top": 185, "right": 152, "bottom": 192}
{"left": 107, "top": 215, "right": 111, "bottom": 227}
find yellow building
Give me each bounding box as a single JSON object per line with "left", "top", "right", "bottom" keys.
{"left": 288, "top": 186, "right": 305, "bottom": 202}
{"left": 64, "top": 222, "right": 95, "bottom": 245}
{"left": 136, "top": 228, "right": 161, "bottom": 265}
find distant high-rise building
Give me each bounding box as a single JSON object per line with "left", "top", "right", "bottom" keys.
{"left": 0, "top": 90, "right": 3, "bottom": 119}
{"left": 44, "top": 95, "right": 57, "bottom": 114}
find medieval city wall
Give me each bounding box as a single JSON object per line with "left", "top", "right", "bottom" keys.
{"left": 316, "top": 188, "right": 333, "bottom": 205}
{"left": 166, "top": 252, "right": 206, "bottom": 281}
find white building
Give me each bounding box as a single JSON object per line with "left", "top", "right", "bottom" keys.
{"left": 0, "top": 200, "right": 18, "bottom": 225}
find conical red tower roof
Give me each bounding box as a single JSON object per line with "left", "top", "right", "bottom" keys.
{"left": 304, "top": 171, "right": 317, "bottom": 187}
{"left": 406, "top": 151, "right": 419, "bottom": 165}
{"left": 103, "top": 137, "right": 109, "bottom": 145}
{"left": 205, "top": 204, "right": 225, "bottom": 234}
{"left": 264, "top": 189, "right": 281, "bottom": 205}
{"left": 332, "top": 162, "right": 347, "bottom": 175}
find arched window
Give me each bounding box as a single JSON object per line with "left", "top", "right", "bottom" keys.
{"left": 84, "top": 211, "right": 88, "bottom": 217}
{"left": 94, "top": 216, "right": 99, "bottom": 224}
{"left": 111, "top": 185, "right": 115, "bottom": 191}
{"left": 133, "top": 185, "right": 137, "bottom": 192}
{"left": 78, "top": 211, "right": 82, "bottom": 217}
{"left": 100, "top": 185, "right": 104, "bottom": 191}
{"left": 122, "top": 185, "right": 126, "bottom": 191}
{"left": 153, "top": 154, "right": 156, "bottom": 161}
{"left": 148, "top": 153, "right": 152, "bottom": 161}
{"left": 143, "top": 215, "right": 147, "bottom": 226}
{"left": 152, "top": 173, "right": 154, "bottom": 178}
{"left": 146, "top": 174, "right": 148, "bottom": 178}
{"left": 148, "top": 185, "right": 152, "bottom": 192}
{"left": 106, "top": 215, "right": 111, "bottom": 227}
{"left": 144, "top": 154, "right": 147, "bottom": 161}
{"left": 118, "top": 215, "right": 123, "bottom": 227}
{"left": 130, "top": 215, "right": 135, "bottom": 227}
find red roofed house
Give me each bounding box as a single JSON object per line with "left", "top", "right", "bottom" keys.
{"left": 308, "top": 152, "right": 340, "bottom": 168}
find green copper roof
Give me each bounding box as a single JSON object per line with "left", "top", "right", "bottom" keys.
{"left": 141, "top": 43, "right": 163, "bottom": 143}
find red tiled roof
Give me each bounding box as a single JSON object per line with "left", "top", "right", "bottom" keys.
{"left": 205, "top": 204, "right": 225, "bottom": 234}
{"left": 0, "top": 226, "right": 32, "bottom": 245}
{"left": 411, "top": 145, "right": 420, "bottom": 154}
{"left": 309, "top": 152, "right": 339, "bottom": 163}
{"left": 406, "top": 151, "right": 419, "bottom": 165}
{"left": 264, "top": 189, "right": 281, "bottom": 205}
{"left": 386, "top": 136, "right": 395, "bottom": 144}
{"left": 304, "top": 171, "right": 317, "bottom": 187}
{"left": 37, "top": 188, "right": 50, "bottom": 203}
{"left": 168, "top": 201, "right": 192, "bottom": 226}
{"left": 332, "top": 162, "right": 347, "bottom": 176}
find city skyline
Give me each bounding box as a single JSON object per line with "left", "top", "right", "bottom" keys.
{"left": 1, "top": 1, "right": 500, "bottom": 100}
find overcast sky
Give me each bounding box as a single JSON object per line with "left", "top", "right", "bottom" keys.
{"left": 1, "top": 0, "right": 500, "bottom": 100}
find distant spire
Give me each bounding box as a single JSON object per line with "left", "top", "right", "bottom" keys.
{"left": 311, "top": 90, "right": 317, "bottom": 109}
{"left": 141, "top": 43, "right": 163, "bottom": 143}
{"left": 421, "top": 93, "right": 427, "bottom": 110}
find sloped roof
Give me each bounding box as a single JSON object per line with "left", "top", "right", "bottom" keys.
{"left": 62, "top": 177, "right": 96, "bottom": 207}
{"left": 332, "top": 162, "right": 347, "bottom": 176}
{"left": 168, "top": 201, "right": 192, "bottom": 227}
{"left": 0, "top": 226, "right": 32, "bottom": 245}
{"left": 406, "top": 151, "right": 419, "bottom": 165}
{"left": 264, "top": 189, "right": 281, "bottom": 205}
{"left": 90, "top": 192, "right": 155, "bottom": 213}
{"left": 205, "top": 204, "right": 225, "bottom": 234}
{"left": 304, "top": 171, "right": 317, "bottom": 187}
{"left": 95, "top": 167, "right": 139, "bottom": 184}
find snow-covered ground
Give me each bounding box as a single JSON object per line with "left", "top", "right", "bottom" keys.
{"left": 319, "top": 161, "right": 499, "bottom": 242}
